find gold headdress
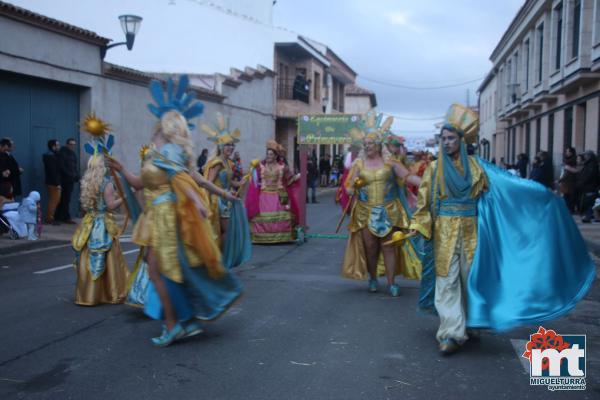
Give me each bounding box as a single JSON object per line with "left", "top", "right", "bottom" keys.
{"left": 201, "top": 112, "right": 241, "bottom": 146}
{"left": 443, "top": 103, "right": 478, "bottom": 144}
{"left": 348, "top": 110, "right": 393, "bottom": 145}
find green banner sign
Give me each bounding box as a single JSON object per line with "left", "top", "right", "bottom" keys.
{"left": 297, "top": 114, "right": 361, "bottom": 145}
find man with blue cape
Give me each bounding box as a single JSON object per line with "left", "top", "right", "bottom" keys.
{"left": 409, "top": 103, "right": 595, "bottom": 355}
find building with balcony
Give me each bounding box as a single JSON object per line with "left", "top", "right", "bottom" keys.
{"left": 479, "top": 0, "right": 600, "bottom": 176}
{"left": 274, "top": 36, "right": 358, "bottom": 168}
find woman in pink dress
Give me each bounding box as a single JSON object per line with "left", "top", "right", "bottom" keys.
{"left": 245, "top": 140, "right": 300, "bottom": 243}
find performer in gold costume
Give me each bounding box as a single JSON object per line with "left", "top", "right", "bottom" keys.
{"left": 202, "top": 114, "right": 244, "bottom": 248}
{"left": 73, "top": 114, "right": 129, "bottom": 306}
{"left": 110, "top": 77, "right": 242, "bottom": 347}
{"left": 409, "top": 104, "right": 486, "bottom": 354}
{"left": 341, "top": 112, "right": 422, "bottom": 296}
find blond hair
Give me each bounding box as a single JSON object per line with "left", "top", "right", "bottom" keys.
{"left": 81, "top": 154, "right": 107, "bottom": 211}
{"left": 160, "top": 110, "right": 195, "bottom": 170}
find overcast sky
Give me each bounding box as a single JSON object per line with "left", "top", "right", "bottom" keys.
{"left": 11, "top": 0, "right": 524, "bottom": 139}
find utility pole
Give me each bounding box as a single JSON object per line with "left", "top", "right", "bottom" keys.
{"left": 466, "top": 89, "right": 470, "bottom": 107}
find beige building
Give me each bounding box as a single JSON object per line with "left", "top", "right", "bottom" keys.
{"left": 345, "top": 84, "right": 377, "bottom": 114}
{"left": 274, "top": 36, "right": 358, "bottom": 168}
{"left": 478, "top": 0, "right": 600, "bottom": 176}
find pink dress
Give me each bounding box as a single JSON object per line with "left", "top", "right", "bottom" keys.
{"left": 245, "top": 161, "right": 299, "bottom": 243}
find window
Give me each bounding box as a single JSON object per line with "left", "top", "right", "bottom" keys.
{"left": 572, "top": 0, "right": 581, "bottom": 58}
{"left": 332, "top": 80, "right": 338, "bottom": 110}
{"left": 524, "top": 40, "right": 530, "bottom": 91}
{"left": 594, "top": 0, "right": 600, "bottom": 44}
{"left": 314, "top": 72, "right": 320, "bottom": 101}
{"left": 525, "top": 122, "right": 531, "bottom": 160}
{"left": 506, "top": 129, "right": 511, "bottom": 161}
{"left": 548, "top": 113, "right": 555, "bottom": 157}
{"left": 338, "top": 84, "right": 345, "bottom": 112}
{"left": 506, "top": 61, "right": 512, "bottom": 105}
{"left": 511, "top": 128, "right": 516, "bottom": 163}
{"left": 537, "top": 23, "right": 544, "bottom": 82}
{"left": 578, "top": 102, "right": 587, "bottom": 149}
{"left": 555, "top": 3, "right": 563, "bottom": 70}
{"left": 564, "top": 106, "right": 573, "bottom": 149}
{"left": 514, "top": 52, "right": 519, "bottom": 86}
{"left": 535, "top": 117, "right": 541, "bottom": 154}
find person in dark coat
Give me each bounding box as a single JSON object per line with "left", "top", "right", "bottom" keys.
{"left": 55, "top": 138, "right": 79, "bottom": 224}
{"left": 43, "top": 139, "right": 62, "bottom": 224}
{"left": 196, "top": 148, "right": 208, "bottom": 174}
{"left": 5, "top": 139, "right": 23, "bottom": 198}
{"left": 577, "top": 151, "right": 599, "bottom": 223}
{"left": 307, "top": 155, "right": 319, "bottom": 203}
{"left": 559, "top": 147, "right": 579, "bottom": 212}
{"left": 0, "top": 138, "right": 12, "bottom": 199}
{"left": 530, "top": 151, "right": 554, "bottom": 189}
{"left": 516, "top": 153, "right": 529, "bottom": 178}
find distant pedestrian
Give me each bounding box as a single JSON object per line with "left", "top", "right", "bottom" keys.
{"left": 43, "top": 139, "right": 62, "bottom": 224}
{"left": 516, "top": 153, "right": 529, "bottom": 178}
{"left": 307, "top": 156, "right": 319, "bottom": 203}
{"left": 5, "top": 139, "right": 23, "bottom": 198}
{"left": 197, "top": 148, "right": 208, "bottom": 174}
{"left": 56, "top": 138, "right": 79, "bottom": 224}
{"left": 576, "top": 151, "right": 599, "bottom": 223}
{"left": 0, "top": 138, "right": 12, "bottom": 199}
{"left": 233, "top": 151, "right": 243, "bottom": 182}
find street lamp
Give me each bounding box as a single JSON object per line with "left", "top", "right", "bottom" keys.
{"left": 100, "top": 14, "right": 143, "bottom": 59}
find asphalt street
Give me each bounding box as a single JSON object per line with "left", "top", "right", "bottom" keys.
{"left": 0, "top": 191, "right": 598, "bottom": 400}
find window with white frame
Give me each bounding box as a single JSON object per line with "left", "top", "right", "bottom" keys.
{"left": 554, "top": 2, "right": 564, "bottom": 71}
{"left": 524, "top": 39, "right": 530, "bottom": 91}
{"left": 537, "top": 23, "right": 544, "bottom": 82}
{"left": 570, "top": 0, "right": 581, "bottom": 58}
{"left": 594, "top": 0, "right": 600, "bottom": 44}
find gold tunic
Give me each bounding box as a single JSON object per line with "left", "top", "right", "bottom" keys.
{"left": 132, "top": 157, "right": 202, "bottom": 283}
{"left": 204, "top": 157, "right": 234, "bottom": 245}
{"left": 341, "top": 158, "right": 421, "bottom": 280}
{"left": 346, "top": 159, "right": 410, "bottom": 236}
{"left": 409, "top": 157, "right": 487, "bottom": 277}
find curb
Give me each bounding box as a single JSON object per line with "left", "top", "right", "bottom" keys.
{"left": 0, "top": 239, "right": 70, "bottom": 257}
{"left": 584, "top": 239, "right": 600, "bottom": 259}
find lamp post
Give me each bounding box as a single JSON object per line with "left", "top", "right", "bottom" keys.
{"left": 100, "top": 14, "right": 143, "bottom": 59}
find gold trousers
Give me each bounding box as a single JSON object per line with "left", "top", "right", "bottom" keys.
{"left": 46, "top": 185, "right": 61, "bottom": 222}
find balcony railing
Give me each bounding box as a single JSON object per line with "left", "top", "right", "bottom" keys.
{"left": 277, "top": 78, "right": 310, "bottom": 104}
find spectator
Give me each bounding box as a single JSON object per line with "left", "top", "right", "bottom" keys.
{"left": 559, "top": 147, "right": 579, "bottom": 213}
{"left": 530, "top": 151, "right": 553, "bottom": 189}
{"left": 319, "top": 154, "right": 331, "bottom": 187}
{"left": 56, "top": 138, "right": 79, "bottom": 224}
{"left": 196, "top": 148, "right": 208, "bottom": 174}
{"left": 576, "top": 151, "right": 599, "bottom": 223}
{"left": 18, "top": 191, "right": 40, "bottom": 240}
{"left": 307, "top": 156, "right": 319, "bottom": 203}
{"left": 43, "top": 139, "right": 62, "bottom": 224}
{"left": 292, "top": 73, "right": 309, "bottom": 103}
{"left": 233, "top": 151, "right": 243, "bottom": 182}
{"left": 0, "top": 138, "right": 12, "bottom": 199}
{"left": 4, "top": 139, "right": 23, "bottom": 198}
{"left": 516, "top": 153, "right": 529, "bottom": 178}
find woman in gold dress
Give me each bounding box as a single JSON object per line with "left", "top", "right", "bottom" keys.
{"left": 341, "top": 112, "right": 422, "bottom": 296}
{"left": 110, "top": 77, "right": 242, "bottom": 346}
{"left": 73, "top": 148, "right": 129, "bottom": 306}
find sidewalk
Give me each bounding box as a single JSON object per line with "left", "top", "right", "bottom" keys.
{"left": 0, "top": 214, "right": 133, "bottom": 256}
{"left": 0, "top": 220, "right": 78, "bottom": 256}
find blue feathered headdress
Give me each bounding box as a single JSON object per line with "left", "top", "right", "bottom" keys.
{"left": 147, "top": 75, "right": 204, "bottom": 129}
